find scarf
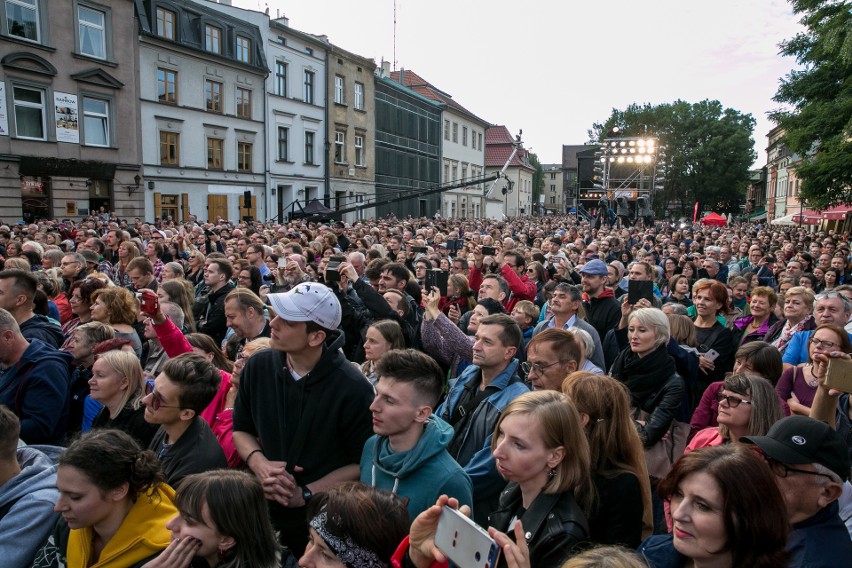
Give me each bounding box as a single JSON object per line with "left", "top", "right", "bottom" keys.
{"left": 610, "top": 343, "right": 676, "bottom": 406}
{"left": 772, "top": 318, "right": 809, "bottom": 351}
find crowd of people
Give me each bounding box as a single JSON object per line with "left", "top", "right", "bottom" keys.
{"left": 1, "top": 211, "right": 851, "bottom": 568}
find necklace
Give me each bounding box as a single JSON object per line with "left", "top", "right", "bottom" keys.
{"left": 804, "top": 364, "right": 820, "bottom": 388}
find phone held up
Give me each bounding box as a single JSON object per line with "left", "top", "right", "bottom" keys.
{"left": 434, "top": 506, "right": 500, "bottom": 568}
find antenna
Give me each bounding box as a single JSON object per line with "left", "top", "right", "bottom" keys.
{"left": 393, "top": 0, "right": 397, "bottom": 72}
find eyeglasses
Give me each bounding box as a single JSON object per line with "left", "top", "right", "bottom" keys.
{"left": 526, "top": 269, "right": 536, "bottom": 274}
{"left": 809, "top": 337, "right": 839, "bottom": 350}
{"left": 144, "top": 381, "right": 181, "bottom": 411}
{"left": 521, "top": 360, "right": 561, "bottom": 375}
{"left": 764, "top": 456, "right": 834, "bottom": 480}
{"left": 715, "top": 392, "right": 752, "bottom": 408}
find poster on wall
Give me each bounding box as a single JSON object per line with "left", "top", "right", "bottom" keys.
{"left": 54, "top": 92, "right": 79, "bottom": 144}
{"left": 0, "top": 82, "right": 8, "bottom": 136}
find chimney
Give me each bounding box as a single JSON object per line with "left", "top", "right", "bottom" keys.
{"left": 381, "top": 60, "right": 391, "bottom": 77}
{"left": 399, "top": 67, "right": 404, "bottom": 85}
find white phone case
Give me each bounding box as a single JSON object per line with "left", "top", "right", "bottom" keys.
{"left": 434, "top": 506, "right": 501, "bottom": 568}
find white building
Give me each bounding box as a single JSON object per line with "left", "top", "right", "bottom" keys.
{"left": 207, "top": 3, "right": 328, "bottom": 223}
{"left": 137, "top": 0, "right": 268, "bottom": 222}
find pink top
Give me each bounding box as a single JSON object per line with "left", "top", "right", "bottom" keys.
{"left": 154, "top": 316, "right": 243, "bottom": 468}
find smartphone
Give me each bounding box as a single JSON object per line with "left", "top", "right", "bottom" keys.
{"left": 482, "top": 246, "right": 496, "bottom": 256}
{"left": 627, "top": 280, "right": 654, "bottom": 304}
{"left": 425, "top": 269, "right": 449, "bottom": 296}
{"left": 703, "top": 349, "right": 720, "bottom": 363}
{"left": 278, "top": 257, "right": 288, "bottom": 268}
{"left": 825, "top": 357, "right": 852, "bottom": 393}
{"left": 434, "top": 506, "right": 500, "bottom": 568}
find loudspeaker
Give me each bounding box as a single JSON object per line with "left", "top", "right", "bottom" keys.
{"left": 243, "top": 190, "right": 252, "bottom": 209}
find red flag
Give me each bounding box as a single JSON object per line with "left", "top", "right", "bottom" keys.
{"left": 693, "top": 202, "right": 699, "bottom": 223}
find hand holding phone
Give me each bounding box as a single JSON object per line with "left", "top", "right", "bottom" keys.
{"left": 137, "top": 290, "right": 159, "bottom": 316}
{"left": 434, "top": 506, "right": 500, "bottom": 568}
{"left": 825, "top": 357, "right": 852, "bottom": 393}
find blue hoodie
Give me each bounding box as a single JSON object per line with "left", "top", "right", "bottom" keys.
{"left": 360, "top": 416, "right": 473, "bottom": 519}
{"left": 0, "top": 446, "right": 60, "bottom": 567}
{"left": 0, "top": 339, "right": 72, "bottom": 444}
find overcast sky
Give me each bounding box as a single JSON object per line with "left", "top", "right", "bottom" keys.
{"left": 231, "top": 0, "right": 803, "bottom": 167}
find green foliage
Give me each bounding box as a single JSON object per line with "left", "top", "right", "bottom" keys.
{"left": 588, "top": 100, "right": 756, "bottom": 216}
{"left": 770, "top": 0, "right": 852, "bottom": 208}
{"left": 528, "top": 152, "right": 545, "bottom": 204}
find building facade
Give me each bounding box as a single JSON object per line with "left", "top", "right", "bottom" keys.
{"left": 327, "top": 43, "right": 376, "bottom": 223}
{"left": 390, "top": 69, "right": 488, "bottom": 219}
{"left": 766, "top": 126, "right": 794, "bottom": 222}
{"left": 484, "top": 125, "right": 534, "bottom": 218}
{"left": 136, "top": 0, "right": 269, "bottom": 223}
{"left": 0, "top": 0, "right": 143, "bottom": 222}
{"left": 374, "top": 63, "right": 442, "bottom": 219}
{"left": 540, "top": 163, "right": 564, "bottom": 214}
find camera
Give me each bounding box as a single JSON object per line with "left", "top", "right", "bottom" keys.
{"left": 446, "top": 238, "right": 462, "bottom": 253}
{"left": 411, "top": 246, "right": 428, "bottom": 254}
{"left": 482, "top": 246, "right": 496, "bottom": 256}
{"left": 425, "top": 269, "right": 449, "bottom": 296}
{"left": 325, "top": 255, "right": 346, "bottom": 283}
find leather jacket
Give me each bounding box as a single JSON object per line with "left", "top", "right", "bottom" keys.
{"left": 634, "top": 372, "right": 686, "bottom": 446}
{"left": 487, "top": 483, "right": 589, "bottom": 568}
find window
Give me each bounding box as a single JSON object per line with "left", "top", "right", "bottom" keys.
{"left": 355, "top": 135, "right": 365, "bottom": 166}
{"left": 444, "top": 120, "right": 450, "bottom": 140}
{"left": 478, "top": 132, "right": 483, "bottom": 151}
{"left": 207, "top": 138, "right": 223, "bottom": 169}
{"left": 303, "top": 70, "right": 314, "bottom": 104}
{"left": 304, "top": 131, "right": 314, "bottom": 164}
{"left": 236, "top": 87, "right": 251, "bottom": 118}
{"left": 462, "top": 126, "right": 468, "bottom": 147}
{"left": 13, "top": 85, "right": 45, "bottom": 140}
{"left": 277, "top": 127, "right": 288, "bottom": 161}
{"left": 78, "top": 6, "right": 105, "bottom": 59}
{"left": 334, "top": 75, "right": 345, "bottom": 104}
{"left": 550, "top": 184, "right": 556, "bottom": 192}
{"left": 156, "top": 7, "right": 174, "bottom": 40}
{"left": 452, "top": 122, "right": 458, "bottom": 143}
{"left": 444, "top": 162, "right": 449, "bottom": 182}
{"left": 82, "top": 97, "right": 109, "bottom": 146}
{"left": 157, "top": 68, "right": 177, "bottom": 104}
{"left": 159, "top": 131, "right": 179, "bottom": 165}
{"left": 354, "top": 82, "right": 364, "bottom": 110}
{"left": 6, "top": 0, "right": 39, "bottom": 41}
{"left": 237, "top": 142, "right": 252, "bottom": 171}
{"left": 205, "top": 25, "right": 221, "bottom": 54}
{"left": 275, "top": 61, "right": 287, "bottom": 96}
{"left": 235, "top": 36, "right": 250, "bottom": 64}
{"left": 205, "top": 80, "right": 221, "bottom": 112}
{"left": 462, "top": 163, "right": 468, "bottom": 181}
{"left": 451, "top": 163, "right": 457, "bottom": 181}
{"left": 550, "top": 195, "right": 556, "bottom": 205}
{"left": 334, "top": 131, "right": 345, "bottom": 163}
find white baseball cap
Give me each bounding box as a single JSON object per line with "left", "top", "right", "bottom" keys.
{"left": 267, "top": 283, "right": 341, "bottom": 330}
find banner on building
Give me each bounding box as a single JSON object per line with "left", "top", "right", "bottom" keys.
{"left": 54, "top": 92, "right": 79, "bottom": 144}
{"left": 693, "top": 201, "right": 699, "bottom": 223}
{"left": 0, "top": 82, "right": 8, "bottom": 136}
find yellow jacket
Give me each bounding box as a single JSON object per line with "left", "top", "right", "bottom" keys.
{"left": 66, "top": 484, "right": 177, "bottom": 568}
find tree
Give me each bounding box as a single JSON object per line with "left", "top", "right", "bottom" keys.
{"left": 770, "top": 0, "right": 852, "bottom": 209}
{"left": 528, "top": 152, "right": 545, "bottom": 210}
{"left": 588, "top": 100, "right": 756, "bottom": 216}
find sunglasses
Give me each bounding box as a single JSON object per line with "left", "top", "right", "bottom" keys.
{"left": 145, "top": 381, "right": 182, "bottom": 411}
{"left": 715, "top": 392, "right": 751, "bottom": 408}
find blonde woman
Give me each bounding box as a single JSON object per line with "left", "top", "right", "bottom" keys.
{"left": 89, "top": 349, "right": 158, "bottom": 448}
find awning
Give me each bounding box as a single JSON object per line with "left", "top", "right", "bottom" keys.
{"left": 821, "top": 204, "right": 852, "bottom": 221}
{"left": 744, "top": 207, "right": 766, "bottom": 219}
{"left": 771, "top": 214, "right": 796, "bottom": 226}
{"left": 792, "top": 210, "right": 821, "bottom": 225}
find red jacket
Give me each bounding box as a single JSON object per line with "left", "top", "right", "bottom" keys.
{"left": 469, "top": 263, "right": 537, "bottom": 313}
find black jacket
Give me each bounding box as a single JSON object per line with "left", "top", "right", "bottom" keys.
{"left": 19, "top": 314, "right": 64, "bottom": 349}
{"left": 488, "top": 483, "right": 589, "bottom": 568}
{"left": 149, "top": 417, "right": 227, "bottom": 488}
{"left": 195, "top": 282, "right": 234, "bottom": 345}
{"left": 232, "top": 329, "right": 374, "bottom": 548}
{"left": 582, "top": 294, "right": 621, "bottom": 345}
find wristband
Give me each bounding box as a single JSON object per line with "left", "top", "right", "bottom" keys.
{"left": 246, "top": 449, "right": 263, "bottom": 465}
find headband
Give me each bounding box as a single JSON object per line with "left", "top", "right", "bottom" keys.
{"left": 309, "top": 507, "right": 386, "bottom": 568}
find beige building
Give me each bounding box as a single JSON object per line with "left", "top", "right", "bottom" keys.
{"left": 541, "top": 163, "right": 564, "bottom": 213}
{"left": 327, "top": 44, "right": 376, "bottom": 222}
{"left": 0, "top": 0, "right": 143, "bottom": 222}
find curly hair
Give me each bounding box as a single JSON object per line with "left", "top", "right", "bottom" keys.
{"left": 91, "top": 287, "right": 139, "bottom": 325}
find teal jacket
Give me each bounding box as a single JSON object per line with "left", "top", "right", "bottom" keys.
{"left": 360, "top": 415, "right": 473, "bottom": 520}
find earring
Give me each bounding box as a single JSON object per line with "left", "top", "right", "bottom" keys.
{"left": 548, "top": 468, "right": 556, "bottom": 479}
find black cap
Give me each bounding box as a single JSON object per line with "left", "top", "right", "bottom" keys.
{"left": 741, "top": 416, "right": 851, "bottom": 481}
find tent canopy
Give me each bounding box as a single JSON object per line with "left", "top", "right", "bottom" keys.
{"left": 289, "top": 198, "right": 335, "bottom": 221}
{"left": 700, "top": 212, "right": 727, "bottom": 226}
